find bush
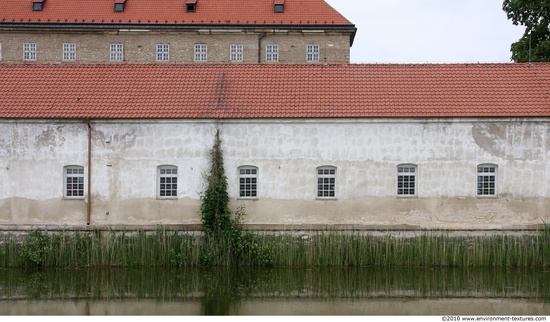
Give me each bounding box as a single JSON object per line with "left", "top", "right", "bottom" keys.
{"left": 21, "top": 230, "right": 50, "bottom": 266}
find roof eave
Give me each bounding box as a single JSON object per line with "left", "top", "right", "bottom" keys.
{"left": 0, "top": 22, "right": 356, "bottom": 31}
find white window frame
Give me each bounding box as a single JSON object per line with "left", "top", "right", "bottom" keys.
{"left": 230, "top": 44, "right": 243, "bottom": 62}
{"left": 194, "top": 44, "right": 207, "bottom": 62}
{"left": 23, "top": 43, "right": 37, "bottom": 61}
{"left": 317, "top": 166, "right": 337, "bottom": 199}
{"left": 266, "top": 44, "right": 279, "bottom": 62}
{"left": 397, "top": 164, "right": 417, "bottom": 197}
{"left": 110, "top": 43, "right": 124, "bottom": 61}
{"left": 306, "top": 44, "right": 319, "bottom": 62}
{"left": 64, "top": 166, "right": 85, "bottom": 199}
{"left": 158, "top": 165, "right": 178, "bottom": 199}
{"left": 156, "top": 44, "right": 170, "bottom": 62}
{"left": 477, "top": 164, "right": 497, "bottom": 197}
{"left": 62, "top": 43, "right": 76, "bottom": 61}
{"left": 238, "top": 166, "right": 258, "bottom": 199}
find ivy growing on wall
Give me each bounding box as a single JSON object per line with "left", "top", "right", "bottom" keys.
{"left": 200, "top": 129, "right": 274, "bottom": 266}
{"left": 200, "top": 129, "right": 232, "bottom": 238}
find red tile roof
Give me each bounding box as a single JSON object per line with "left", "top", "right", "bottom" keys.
{"left": 1, "top": 63, "right": 550, "bottom": 119}
{"left": 0, "top": 0, "right": 352, "bottom": 26}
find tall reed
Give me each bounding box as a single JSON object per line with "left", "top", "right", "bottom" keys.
{"left": 1, "top": 228, "right": 550, "bottom": 268}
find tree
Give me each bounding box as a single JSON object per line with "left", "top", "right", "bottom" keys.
{"left": 503, "top": 0, "right": 550, "bottom": 62}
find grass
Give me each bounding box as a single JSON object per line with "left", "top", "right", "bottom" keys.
{"left": 264, "top": 232, "right": 550, "bottom": 267}
{"left": 1, "top": 228, "right": 550, "bottom": 268}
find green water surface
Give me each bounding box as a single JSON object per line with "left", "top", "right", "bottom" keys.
{"left": 0, "top": 267, "right": 549, "bottom": 315}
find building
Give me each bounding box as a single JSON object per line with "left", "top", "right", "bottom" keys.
{"left": 0, "top": 0, "right": 356, "bottom": 64}
{"left": 1, "top": 63, "right": 550, "bottom": 231}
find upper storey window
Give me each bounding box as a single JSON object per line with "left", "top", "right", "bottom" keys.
{"left": 230, "top": 44, "right": 243, "bottom": 62}
{"left": 23, "top": 43, "right": 36, "bottom": 61}
{"left": 194, "top": 44, "right": 207, "bottom": 62}
{"left": 307, "top": 45, "right": 320, "bottom": 62}
{"left": 110, "top": 44, "right": 124, "bottom": 61}
{"left": 156, "top": 44, "right": 170, "bottom": 62}
{"left": 63, "top": 43, "right": 76, "bottom": 61}
{"left": 266, "top": 45, "right": 279, "bottom": 62}
{"left": 33, "top": 0, "right": 45, "bottom": 11}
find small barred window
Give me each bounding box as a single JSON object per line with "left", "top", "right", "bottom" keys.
{"left": 64, "top": 166, "right": 84, "bottom": 198}
{"left": 317, "top": 166, "right": 336, "bottom": 198}
{"left": 397, "top": 165, "right": 416, "bottom": 196}
{"left": 158, "top": 166, "right": 178, "bottom": 198}
{"left": 239, "top": 166, "right": 258, "bottom": 198}
{"left": 477, "top": 165, "right": 497, "bottom": 196}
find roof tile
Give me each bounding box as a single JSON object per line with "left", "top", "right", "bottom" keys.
{"left": 0, "top": 0, "right": 352, "bottom": 26}
{"left": 1, "top": 63, "right": 550, "bottom": 119}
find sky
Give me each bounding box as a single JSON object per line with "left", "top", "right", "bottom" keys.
{"left": 325, "top": 0, "right": 526, "bottom": 64}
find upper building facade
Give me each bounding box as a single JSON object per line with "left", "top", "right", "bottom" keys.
{"left": 0, "top": 0, "right": 356, "bottom": 64}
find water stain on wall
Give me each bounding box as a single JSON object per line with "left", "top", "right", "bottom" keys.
{"left": 472, "top": 123, "right": 546, "bottom": 161}
{"left": 35, "top": 125, "right": 66, "bottom": 152}
{"left": 94, "top": 128, "right": 137, "bottom": 151}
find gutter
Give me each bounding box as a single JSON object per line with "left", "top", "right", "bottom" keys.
{"left": 258, "top": 32, "right": 266, "bottom": 63}
{"left": 86, "top": 119, "right": 92, "bottom": 225}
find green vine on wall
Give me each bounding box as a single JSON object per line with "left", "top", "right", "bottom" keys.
{"left": 200, "top": 129, "right": 232, "bottom": 238}
{"left": 200, "top": 129, "right": 274, "bottom": 266}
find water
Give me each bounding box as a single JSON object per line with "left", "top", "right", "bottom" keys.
{"left": 0, "top": 267, "right": 549, "bottom": 315}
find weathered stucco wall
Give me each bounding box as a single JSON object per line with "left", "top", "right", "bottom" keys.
{"left": 1, "top": 118, "right": 549, "bottom": 229}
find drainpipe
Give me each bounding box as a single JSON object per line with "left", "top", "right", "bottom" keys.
{"left": 86, "top": 119, "right": 92, "bottom": 225}
{"left": 258, "top": 33, "right": 266, "bottom": 63}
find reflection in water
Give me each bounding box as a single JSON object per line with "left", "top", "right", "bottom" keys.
{"left": 0, "top": 267, "right": 549, "bottom": 315}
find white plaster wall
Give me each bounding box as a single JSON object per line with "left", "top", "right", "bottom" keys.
{"left": 1, "top": 118, "right": 549, "bottom": 229}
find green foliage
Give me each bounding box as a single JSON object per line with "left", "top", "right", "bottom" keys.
{"left": 503, "top": 0, "right": 550, "bottom": 62}
{"left": 21, "top": 230, "right": 51, "bottom": 266}
{"left": 199, "top": 129, "right": 274, "bottom": 267}
{"left": 1, "top": 229, "right": 550, "bottom": 268}
{"left": 200, "top": 129, "right": 232, "bottom": 238}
